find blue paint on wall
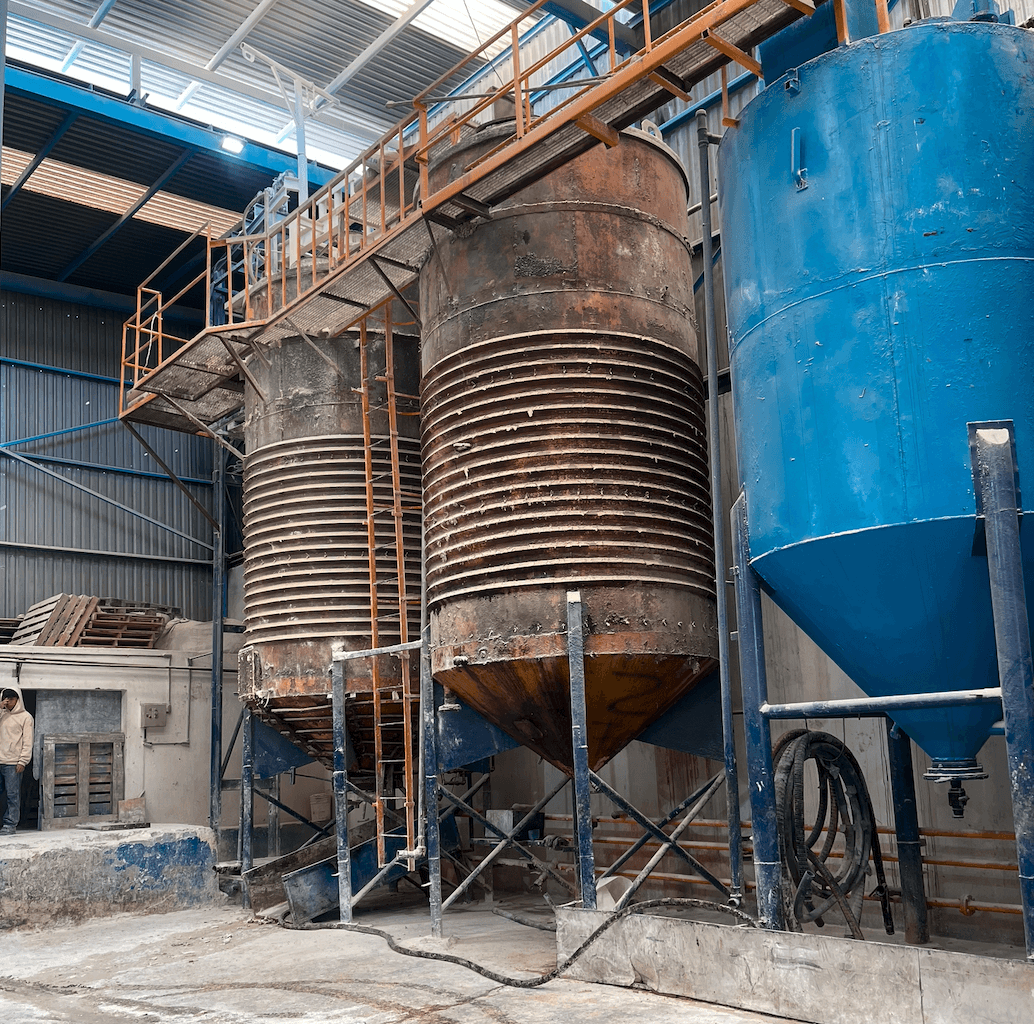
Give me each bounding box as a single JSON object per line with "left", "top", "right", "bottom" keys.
{"left": 108, "top": 836, "right": 216, "bottom": 902}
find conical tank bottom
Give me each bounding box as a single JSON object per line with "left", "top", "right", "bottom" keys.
{"left": 754, "top": 516, "right": 1027, "bottom": 767}
{"left": 437, "top": 650, "right": 713, "bottom": 774}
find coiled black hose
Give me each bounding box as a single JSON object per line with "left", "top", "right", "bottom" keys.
{"left": 772, "top": 730, "right": 894, "bottom": 939}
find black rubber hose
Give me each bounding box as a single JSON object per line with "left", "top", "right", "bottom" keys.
{"left": 275, "top": 897, "right": 757, "bottom": 988}
{"left": 772, "top": 730, "right": 893, "bottom": 938}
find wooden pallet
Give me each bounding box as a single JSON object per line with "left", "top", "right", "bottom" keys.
{"left": 0, "top": 618, "right": 21, "bottom": 644}
{"left": 9, "top": 594, "right": 100, "bottom": 646}
{"left": 78, "top": 612, "right": 168, "bottom": 649}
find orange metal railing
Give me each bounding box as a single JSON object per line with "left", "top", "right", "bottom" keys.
{"left": 121, "top": 0, "right": 819, "bottom": 417}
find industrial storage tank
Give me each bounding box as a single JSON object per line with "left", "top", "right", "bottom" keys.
{"left": 420, "top": 126, "right": 717, "bottom": 772}
{"left": 719, "top": 20, "right": 1034, "bottom": 778}
{"left": 237, "top": 310, "right": 422, "bottom": 767}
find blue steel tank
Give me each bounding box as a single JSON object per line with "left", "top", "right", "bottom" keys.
{"left": 718, "top": 19, "right": 1034, "bottom": 779}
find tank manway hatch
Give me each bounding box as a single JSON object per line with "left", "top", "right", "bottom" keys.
{"left": 420, "top": 125, "right": 717, "bottom": 773}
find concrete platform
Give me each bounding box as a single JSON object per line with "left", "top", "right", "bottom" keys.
{"left": 555, "top": 907, "right": 1034, "bottom": 1024}
{"left": 0, "top": 825, "right": 220, "bottom": 928}
{"left": 0, "top": 896, "right": 791, "bottom": 1024}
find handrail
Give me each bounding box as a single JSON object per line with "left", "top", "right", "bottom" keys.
{"left": 120, "top": 0, "right": 820, "bottom": 423}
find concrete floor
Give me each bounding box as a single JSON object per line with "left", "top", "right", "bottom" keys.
{"left": 0, "top": 894, "right": 793, "bottom": 1024}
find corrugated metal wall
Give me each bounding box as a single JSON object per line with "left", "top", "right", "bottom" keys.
{"left": 0, "top": 289, "right": 215, "bottom": 620}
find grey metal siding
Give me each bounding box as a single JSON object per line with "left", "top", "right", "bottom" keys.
{"left": 1, "top": 290, "right": 215, "bottom": 619}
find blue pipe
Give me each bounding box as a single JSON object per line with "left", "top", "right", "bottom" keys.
{"left": 762, "top": 689, "right": 1002, "bottom": 719}
{"left": 970, "top": 420, "right": 1034, "bottom": 959}
{"left": 697, "top": 109, "right": 743, "bottom": 902}
{"left": 0, "top": 356, "right": 128, "bottom": 387}
{"left": 731, "top": 492, "right": 783, "bottom": 929}
{"left": 0, "top": 417, "right": 121, "bottom": 446}
{"left": 0, "top": 451, "right": 212, "bottom": 486}
{"left": 886, "top": 721, "right": 930, "bottom": 944}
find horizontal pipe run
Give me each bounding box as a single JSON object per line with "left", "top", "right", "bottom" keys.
{"left": 761, "top": 688, "right": 1002, "bottom": 718}
{"left": 584, "top": 868, "right": 1025, "bottom": 917}
{"left": 0, "top": 355, "right": 129, "bottom": 386}
{"left": 333, "top": 639, "right": 422, "bottom": 661}
{"left": 546, "top": 814, "right": 1019, "bottom": 844}
{"left": 0, "top": 449, "right": 212, "bottom": 485}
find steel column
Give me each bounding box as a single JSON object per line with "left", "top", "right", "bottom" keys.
{"left": 970, "top": 420, "right": 1034, "bottom": 959}
{"left": 210, "top": 447, "right": 226, "bottom": 837}
{"left": 567, "top": 590, "right": 597, "bottom": 909}
{"left": 731, "top": 493, "right": 784, "bottom": 929}
{"left": 332, "top": 661, "right": 354, "bottom": 923}
{"left": 240, "top": 705, "right": 255, "bottom": 908}
{"left": 697, "top": 107, "right": 743, "bottom": 902}
{"left": 421, "top": 624, "right": 443, "bottom": 936}
{"left": 886, "top": 720, "right": 929, "bottom": 945}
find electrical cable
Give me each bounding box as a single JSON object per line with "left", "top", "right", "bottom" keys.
{"left": 772, "top": 730, "right": 894, "bottom": 938}
{"left": 275, "top": 897, "right": 756, "bottom": 988}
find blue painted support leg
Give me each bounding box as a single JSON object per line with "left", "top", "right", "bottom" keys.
{"left": 421, "top": 624, "right": 443, "bottom": 937}
{"left": 567, "top": 590, "right": 597, "bottom": 909}
{"left": 697, "top": 107, "right": 744, "bottom": 903}
{"left": 970, "top": 420, "right": 1034, "bottom": 959}
{"left": 241, "top": 704, "right": 254, "bottom": 909}
{"left": 731, "top": 494, "right": 784, "bottom": 929}
{"left": 332, "top": 661, "right": 354, "bottom": 923}
{"left": 886, "top": 720, "right": 929, "bottom": 944}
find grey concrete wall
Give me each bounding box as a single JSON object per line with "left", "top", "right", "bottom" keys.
{"left": 0, "top": 826, "right": 221, "bottom": 928}
{"left": 556, "top": 907, "right": 1033, "bottom": 1024}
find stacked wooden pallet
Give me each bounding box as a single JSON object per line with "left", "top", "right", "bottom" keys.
{"left": 0, "top": 618, "right": 21, "bottom": 644}
{"left": 7, "top": 595, "right": 174, "bottom": 649}
{"left": 79, "top": 605, "right": 169, "bottom": 649}
{"left": 9, "top": 594, "right": 99, "bottom": 646}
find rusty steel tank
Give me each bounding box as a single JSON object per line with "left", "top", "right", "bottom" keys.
{"left": 420, "top": 125, "right": 716, "bottom": 773}
{"left": 237, "top": 304, "right": 421, "bottom": 767}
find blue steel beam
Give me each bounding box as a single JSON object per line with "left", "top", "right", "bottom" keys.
{"left": 4, "top": 65, "right": 335, "bottom": 188}
{"left": 0, "top": 446, "right": 213, "bottom": 551}
{"left": 1, "top": 110, "right": 78, "bottom": 212}
{"left": 57, "top": 149, "right": 194, "bottom": 282}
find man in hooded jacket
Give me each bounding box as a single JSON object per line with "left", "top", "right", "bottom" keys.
{"left": 0, "top": 687, "right": 33, "bottom": 835}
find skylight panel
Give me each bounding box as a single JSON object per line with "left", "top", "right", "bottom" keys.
{"left": 354, "top": 0, "right": 534, "bottom": 60}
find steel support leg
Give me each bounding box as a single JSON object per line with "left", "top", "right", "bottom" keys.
{"left": 971, "top": 420, "right": 1034, "bottom": 959}
{"left": 731, "top": 493, "right": 784, "bottom": 929}
{"left": 421, "top": 625, "right": 443, "bottom": 936}
{"left": 332, "top": 661, "right": 354, "bottom": 923}
{"left": 697, "top": 107, "right": 744, "bottom": 901}
{"left": 240, "top": 704, "right": 254, "bottom": 909}
{"left": 567, "top": 590, "right": 597, "bottom": 909}
{"left": 210, "top": 447, "right": 226, "bottom": 839}
{"left": 886, "top": 720, "right": 929, "bottom": 944}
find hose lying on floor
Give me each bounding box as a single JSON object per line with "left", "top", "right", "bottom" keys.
{"left": 276, "top": 897, "right": 756, "bottom": 988}
{"left": 772, "top": 729, "right": 894, "bottom": 939}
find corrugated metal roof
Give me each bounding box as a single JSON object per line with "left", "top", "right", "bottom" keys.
{"left": 7, "top": 0, "right": 535, "bottom": 167}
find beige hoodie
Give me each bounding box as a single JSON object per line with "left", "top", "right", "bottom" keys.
{"left": 0, "top": 685, "right": 33, "bottom": 769}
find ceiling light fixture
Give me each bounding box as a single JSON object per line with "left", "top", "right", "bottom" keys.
{"left": 220, "top": 135, "right": 245, "bottom": 155}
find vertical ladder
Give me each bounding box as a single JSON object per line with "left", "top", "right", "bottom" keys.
{"left": 358, "top": 302, "right": 421, "bottom": 866}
